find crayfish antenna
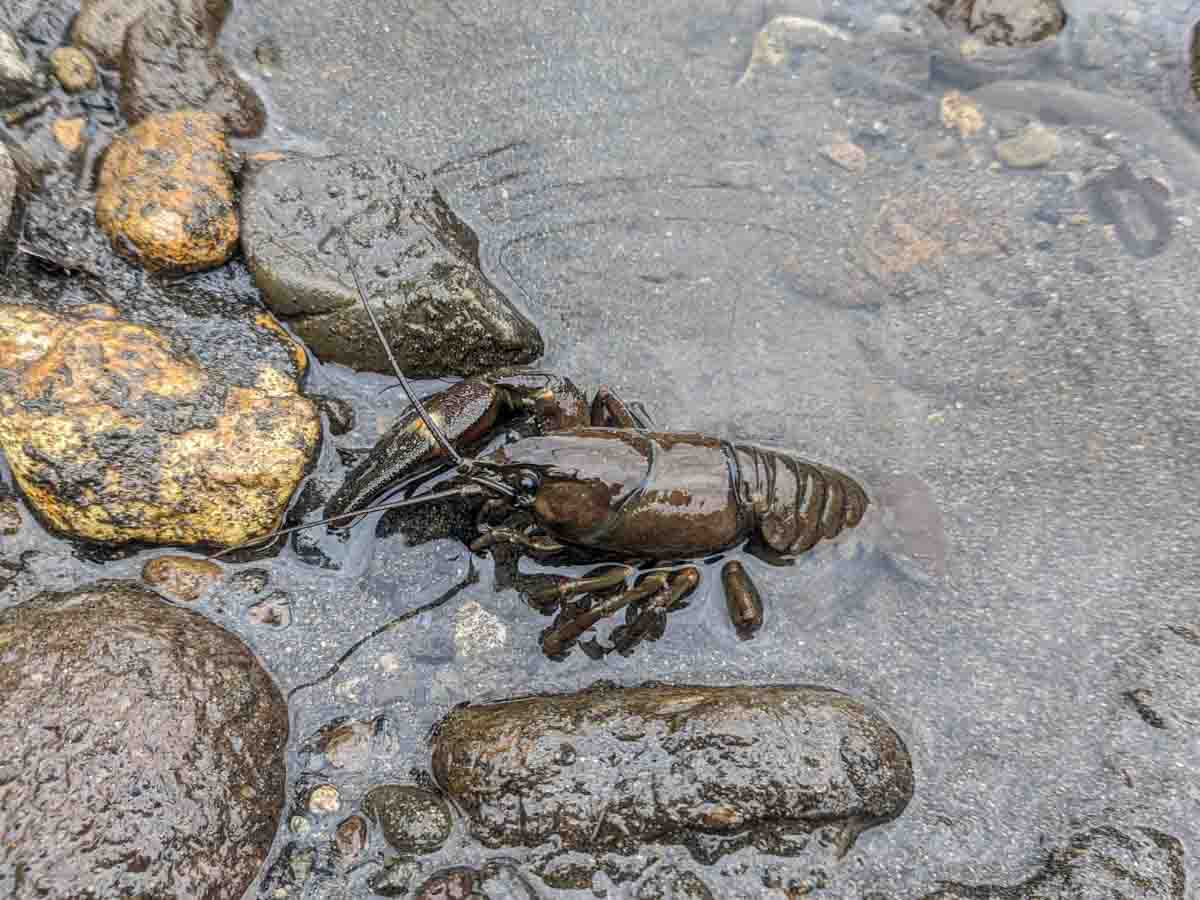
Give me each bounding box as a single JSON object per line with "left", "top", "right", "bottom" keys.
{"left": 205, "top": 486, "right": 483, "bottom": 560}
{"left": 338, "top": 228, "right": 464, "bottom": 467}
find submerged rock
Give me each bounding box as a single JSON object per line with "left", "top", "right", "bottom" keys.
{"left": 72, "top": 0, "right": 228, "bottom": 68}
{"left": 929, "top": 0, "right": 1066, "bottom": 47}
{"left": 431, "top": 683, "right": 913, "bottom": 861}
{"left": 120, "top": 0, "right": 265, "bottom": 136}
{"left": 0, "top": 26, "right": 38, "bottom": 106}
{"left": 241, "top": 153, "right": 544, "bottom": 377}
{"left": 920, "top": 826, "right": 1185, "bottom": 899}
{"left": 362, "top": 784, "right": 453, "bottom": 854}
{"left": 48, "top": 46, "right": 96, "bottom": 92}
{"left": 0, "top": 303, "right": 319, "bottom": 547}
{"left": 96, "top": 110, "right": 239, "bottom": 273}
{"left": 141, "top": 554, "right": 222, "bottom": 600}
{"left": 0, "top": 581, "right": 288, "bottom": 899}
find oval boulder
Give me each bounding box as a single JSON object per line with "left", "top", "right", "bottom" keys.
{"left": 431, "top": 682, "right": 913, "bottom": 860}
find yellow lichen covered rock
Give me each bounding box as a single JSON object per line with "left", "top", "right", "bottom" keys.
{"left": 96, "top": 110, "right": 238, "bottom": 273}
{"left": 0, "top": 304, "right": 319, "bottom": 547}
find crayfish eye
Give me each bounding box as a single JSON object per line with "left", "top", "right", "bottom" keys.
{"left": 517, "top": 470, "right": 541, "bottom": 494}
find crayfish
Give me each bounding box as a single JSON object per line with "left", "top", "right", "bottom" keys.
{"left": 222, "top": 244, "right": 870, "bottom": 659}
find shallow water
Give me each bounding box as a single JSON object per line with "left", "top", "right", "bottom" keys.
{"left": 6, "top": 0, "right": 1200, "bottom": 897}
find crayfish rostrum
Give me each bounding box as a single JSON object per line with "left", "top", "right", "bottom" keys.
{"left": 223, "top": 246, "right": 870, "bottom": 659}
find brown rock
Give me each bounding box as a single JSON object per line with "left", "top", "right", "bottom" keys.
{"left": 72, "top": 0, "right": 228, "bottom": 67}
{"left": 940, "top": 89, "right": 984, "bottom": 137}
{"left": 0, "top": 304, "right": 320, "bottom": 547}
{"left": 48, "top": 46, "right": 96, "bottom": 92}
{"left": 142, "top": 554, "right": 222, "bottom": 600}
{"left": 96, "top": 110, "right": 238, "bottom": 273}
{"left": 334, "top": 815, "right": 368, "bottom": 860}
{"left": 432, "top": 683, "right": 913, "bottom": 860}
{"left": 929, "top": 0, "right": 1067, "bottom": 47}
{"left": 120, "top": 1, "right": 265, "bottom": 137}
{"left": 0, "top": 581, "right": 288, "bottom": 899}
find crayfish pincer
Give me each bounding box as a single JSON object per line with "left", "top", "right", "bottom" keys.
{"left": 321, "top": 367, "right": 869, "bottom": 658}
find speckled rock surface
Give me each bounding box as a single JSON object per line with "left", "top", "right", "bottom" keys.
{"left": 120, "top": 0, "right": 265, "bottom": 136}
{"left": 72, "top": 0, "right": 228, "bottom": 67}
{"left": 919, "top": 826, "right": 1185, "bottom": 899}
{"left": 48, "top": 46, "right": 96, "bottom": 92}
{"left": 362, "top": 784, "right": 453, "bottom": 854}
{"left": 96, "top": 110, "right": 239, "bottom": 272}
{"left": 240, "top": 153, "right": 544, "bottom": 377}
{"left": 431, "top": 682, "right": 913, "bottom": 859}
{"left": 0, "top": 580, "right": 288, "bottom": 899}
{"left": 0, "top": 303, "right": 319, "bottom": 546}
{"left": 0, "top": 142, "right": 15, "bottom": 243}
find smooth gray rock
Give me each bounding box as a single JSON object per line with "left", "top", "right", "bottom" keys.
{"left": 240, "top": 153, "right": 544, "bottom": 378}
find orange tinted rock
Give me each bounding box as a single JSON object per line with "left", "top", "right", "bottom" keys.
{"left": 96, "top": 110, "right": 238, "bottom": 274}
{"left": 142, "top": 555, "right": 222, "bottom": 600}
{"left": 0, "top": 305, "right": 319, "bottom": 547}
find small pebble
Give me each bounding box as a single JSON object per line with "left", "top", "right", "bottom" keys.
{"left": 454, "top": 600, "right": 508, "bottom": 657}
{"left": 308, "top": 784, "right": 340, "bottom": 815}
{"left": 995, "top": 123, "right": 1059, "bottom": 169}
{"left": 940, "top": 90, "right": 984, "bottom": 137}
{"left": 51, "top": 117, "right": 86, "bottom": 153}
{"left": 142, "top": 555, "right": 222, "bottom": 601}
{"left": 0, "top": 497, "right": 21, "bottom": 535}
{"left": 822, "top": 140, "right": 867, "bottom": 173}
{"left": 362, "top": 784, "right": 452, "bottom": 854}
{"left": 95, "top": 110, "right": 239, "bottom": 273}
{"left": 314, "top": 394, "right": 356, "bottom": 436}
{"left": 289, "top": 815, "right": 311, "bottom": 836}
{"left": 247, "top": 592, "right": 292, "bottom": 628}
{"left": 49, "top": 47, "right": 96, "bottom": 92}
{"left": 334, "top": 815, "right": 368, "bottom": 859}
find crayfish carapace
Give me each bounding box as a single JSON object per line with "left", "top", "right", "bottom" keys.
{"left": 219, "top": 241, "right": 870, "bottom": 659}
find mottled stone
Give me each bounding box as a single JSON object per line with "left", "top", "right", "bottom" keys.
{"left": 822, "top": 140, "right": 868, "bottom": 173}
{"left": 240, "top": 153, "right": 544, "bottom": 378}
{"left": 141, "top": 554, "right": 222, "bottom": 601}
{"left": 920, "top": 827, "right": 1185, "bottom": 899}
{"left": 412, "top": 862, "right": 542, "bottom": 900}
{"left": 940, "top": 89, "right": 984, "bottom": 136}
{"left": 49, "top": 46, "right": 96, "bottom": 92}
{"left": 362, "top": 784, "right": 453, "bottom": 854}
{"left": 0, "top": 304, "right": 320, "bottom": 547}
{"left": 246, "top": 591, "right": 292, "bottom": 627}
{"left": 120, "top": 0, "right": 265, "bottom": 137}
{"left": 301, "top": 716, "right": 384, "bottom": 771}
{"left": 313, "top": 393, "right": 356, "bottom": 435}
{"left": 72, "top": 0, "right": 227, "bottom": 67}
{"left": 929, "top": 0, "right": 1066, "bottom": 46}
{"left": 96, "top": 110, "right": 239, "bottom": 273}
{"left": 50, "top": 116, "right": 85, "bottom": 152}
{"left": 995, "top": 123, "right": 1059, "bottom": 168}
{"left": 0, "top": 27, "right": 38, "bottom": 106}
{"left": 0, "top": 496, "right": 21, "bottom": 534}
{"left": 0, "top": 581, "right": 288, "bottom": 899}
{"left": 307, "top": 783, "right": 341, "bottom": 815}
{"left": 432, "top": 683, "right": 913, "bottom": 860}
{"left": 334, "top": 815, "right": 368, "bottom": 860}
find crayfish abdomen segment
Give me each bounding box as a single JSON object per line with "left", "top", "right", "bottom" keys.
{"left": 730, "top": 444, "right": 869, "bottom": 556}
